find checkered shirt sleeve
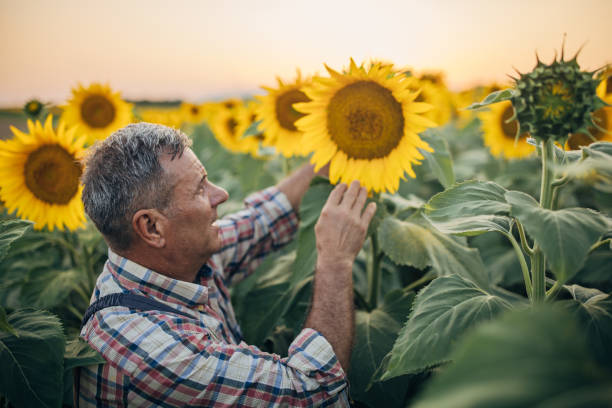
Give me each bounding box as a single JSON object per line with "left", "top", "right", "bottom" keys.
{"left": 215, "top": 186, "right": 298, "bottom": 285}
{"left": 81, "top": 308, "right": 349, "bottom": 407}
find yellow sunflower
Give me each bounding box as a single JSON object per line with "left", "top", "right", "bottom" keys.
{"left": 179, "top": 102, "right": 208, "bottom": 124}
{"left": 61, "top": 83, "right": 133, "bottom": 144}
{"left": 24, "top": 99, "right": 44, "bottom": 118}
{"left": 295, "top": 59, "right": 436, "bottom": 193}
{"left": 479, "top": 100, "right": 535, "bottom": 159}
{"left": 137, "top": 108, "right": 183, "bottom": 128}
{"left": 406, "top": 76, "right": 452, "bottom": 127}
{"left": 566, "top": 106, "right": 612, "bottom": 150}
{"left": 596, "top": 66, "right": 612, "bottom": 103}
{"left": 0, "top": 116, "right": 87, "bottom": 231}
{"left": 208, "top": 103, "right": 259, "bottom": 155}
{"left": 255, "top": 71, "right": 311, "bottom": 157}
{"left": 235, "top": 100, "right": 267, "bottom": 156}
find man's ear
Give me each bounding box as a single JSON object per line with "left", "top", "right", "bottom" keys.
{"left": 132, "top": 209, "right": 167, "bottom": 248}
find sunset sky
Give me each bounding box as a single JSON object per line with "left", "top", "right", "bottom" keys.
{"left": 0, "top": 0, "right": 610, "bottom": 107}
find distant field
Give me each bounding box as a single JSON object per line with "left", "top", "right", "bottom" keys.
{"left": 0, "top": 101, "right": 181, "bottom": 140}
{"left": 0, "top": 109, "right": 27, "bottom": 139}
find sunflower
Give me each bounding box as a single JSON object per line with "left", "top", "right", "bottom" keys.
{"left": 294, "top": 59, "right": 436, "bottom": 193}
{"left": 0, "top": 116, "right": 87, "bottom": 231}
{"left": 566, "top": 106, "right": 612, "bottom": 149}
{"left": 61, "top": 83, "right": 133, "bottom": 144}
{"left": 235, "top": 100, "right": 267, "bottom": 156}
{"left": 255, "top": 71, "right": 311, "bottom": 157}
{"left": 479, "top": 100, "right": 535, "bottom": 159}
{"left": 180, "top": 102, "right": 208, "bottom": 124}
{"left": 208, "top": 103, "right": 259, "bottom": 155}
{"left": 403, "top": 75, "right": 451, "bottom": 127}
{"left": 596, "top": 66, "right": 612, "bottom": 102}
{"left": 137, "top": 108, "right": 183, "bottom": 128}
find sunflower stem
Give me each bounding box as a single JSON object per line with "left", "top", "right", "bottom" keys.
{"left": 504, "top": 226, "right": 532, "bottom": 300}
{"left": 545, "top": 280, "right": 564, "bottom": 301}
{"left": 532, "top": 139, "right": 555, "bottom": 304}
{"left": 589, "top": 238, "right": 611, "bottom": 254}
{"left": 515, "top": 220, "right": 534, "bottom": 257}
{"left": 366, "top": 233, "right": 383, "bottom": 309}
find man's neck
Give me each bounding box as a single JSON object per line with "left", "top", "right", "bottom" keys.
{"left": 112, "top": 245, "right": 206, "bottom": 283}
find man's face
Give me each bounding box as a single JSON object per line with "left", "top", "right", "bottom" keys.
{"left": 160, "top": 148, "right": 229, "bottom": 264}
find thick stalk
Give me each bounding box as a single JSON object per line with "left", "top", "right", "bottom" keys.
{"left": 366, "top": 233, "right": 383, "bottom": 309}
{"left": 531, "top": 139, "right": 555, "bottom": 303}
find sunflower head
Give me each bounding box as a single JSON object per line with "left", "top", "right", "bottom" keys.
{"left": 209, "top": 102, "right": 260, "bottom": 155}
{"left": 255, "top": 71, "right": 312, "bottom": 157}
{"left": 0, "top": 115, "right": 87, "bottom": 231}
{"left": 180, "top": 102, "right": 209, "bottom": 124}
{"left": 61, "top": 82, "right": 133, "bottom": 144}
{"left": 510, "top": 51, "right": 605, "bottom": 143}
{"left": 23, "top": 99, "right": 44, "bottom": 118}
{"left": 295, "top": 59, "right": 436, "bottom": 193}
{"left": 479, "top": 100, "right": 535, "bottom": 159}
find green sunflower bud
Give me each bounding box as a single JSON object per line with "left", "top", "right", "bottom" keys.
{"left": 510, "top": 51, "right": 606, "bottom": 144}
{"left": 23, "top": 99, "right": 44, "bottom": 118}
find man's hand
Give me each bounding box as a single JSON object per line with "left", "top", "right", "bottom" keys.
{"left": 315, "top": 181, "right": 376, "bottom": 269}
{"left": 304, "top": 181, "right": 376, "bottom": 372}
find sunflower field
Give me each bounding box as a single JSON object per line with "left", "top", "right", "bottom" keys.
{"left": 1, "top": 49, "right": 612, "bottom": 407}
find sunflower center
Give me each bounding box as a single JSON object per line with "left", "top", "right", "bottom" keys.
{"left": 326, "top": 80, "right": 404, "bottom": 159}
{"left": 80, "top": 94, "right": 116, "bottom": 128}
{"left": 24, "top": 145, "right": 82, "bottom": 205}
{"left": 226, "top": 117, "right": 238, "bottom": 136}
{"left": 191, "top": 106, "right": 199, "bottom": 115}
{"left": 275, "top": 89, "right": 310, "bottom": 131}
{"left": 567, "top": 108, "right": 608, "bottom": 149}
{"left": 500, "top": 105, "right": 521, "bottom": 140}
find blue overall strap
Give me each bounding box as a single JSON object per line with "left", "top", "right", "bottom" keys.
{"left": 80, "top": 292, "right": 195, "bottom": 330}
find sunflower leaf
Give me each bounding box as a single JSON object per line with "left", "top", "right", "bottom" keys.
{"left": 349, "top": 289, "right": 415, "bottom": 407}
{"left": 466, "top": 88, "right": 517, "bottom": 110}
{"left": 412, "top": 306, "right": 612, "bottom": 408}
{"left": 64, "top": 337, "right": 106, "bottom": 371}
{"left": 20, "top": 268, "right": 84, "bottom": 310}
{"left": 241, "top": 119, "right": 262, "bottom": 138}
{"left": 377, "top": 274, "right": 516, "bottom": 382}
{"left": 560, "top": 285, "right": 612, "bottom": 367}
{"left": 419, "top": 131, "right": 455, "bottom": 189}
{"left": 0, "top": 309, "right": 65, "bottom": 408}
{"left": 424, "top": 180, "right": 511, "bottom": 235}
{"left": 0, "top": 218, "right": 33, "bottom": 263}
{"left": 505, "top": 190, "right": 607, "bottom": 283}
{"left": 378, "top": 216, "right": 490, "bottom": 288}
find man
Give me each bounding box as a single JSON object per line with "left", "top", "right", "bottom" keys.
{"left": 78, "top": 122, "right": 376, "bottom": 406}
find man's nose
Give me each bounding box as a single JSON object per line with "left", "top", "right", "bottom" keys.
{"left": 211, "top": 184, "right": 229, "bottom": 206}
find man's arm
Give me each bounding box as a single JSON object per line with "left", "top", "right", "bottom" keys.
{"left": 304, "top": 181, "right": 377, "bottom": 371}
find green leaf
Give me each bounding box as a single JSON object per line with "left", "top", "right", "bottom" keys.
{"left": 505, "top": 190, "right": 607, "bottom": 283}
{"left": 0, "top": 309, "right": 65, "bottom": 408}
{"left": 424, "top": 180, "right": 511, "bottom": 235}
{"left": 0, "top": 307, "right": 17, "bottom": 336}
{"left": 560, "top": 285, "right": 612, "bottom": 366}
{"left": 289, "top": 180, "right": 334, "bottom": 284}
{"left": 379, "top": 274, "right": 515, "bottom": 381}
{"left": 378, "top": 217, "right": 490, "bottom": 288}
{"left": 349, "top": 290, "right": 415, "bottom": 407}
{"left": 64, "top": 337, "right": 105, "bottom": 371}
{"left": 0, "top": 218, "right": 33, "bottom": 263}
{"left": 419, "top": 130, "right": 455, "bottom": 189}
{"left": 465, "top": 88, "right": 517, "bottom": 110}
{"left": 413, "top": 306, "right": 612, "bottom": 408}
{"left": 241, "top": 119, "right": 262, "bottom": 138}
{"left": 21, "top": 268, "right": 83, "bottom": 310}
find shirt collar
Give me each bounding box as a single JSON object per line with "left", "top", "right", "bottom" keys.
{"left": 107, "top": 248, "right": 209, "bottom": 307}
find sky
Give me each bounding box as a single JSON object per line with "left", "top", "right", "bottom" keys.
{"left": 0, "top": 0, "right": 610, "bottom": 107}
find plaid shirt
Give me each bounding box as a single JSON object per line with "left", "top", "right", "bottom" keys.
{"left": 79, "top": 186, "right": 349, "bottom": 407}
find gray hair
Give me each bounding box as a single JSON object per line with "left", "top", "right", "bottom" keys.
{"left": 81, "top": 122, "right": 192, "bottom": 250}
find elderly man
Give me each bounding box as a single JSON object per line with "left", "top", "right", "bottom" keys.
{"left": 77, "top": 122, "right": 376, "bottom": 406}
